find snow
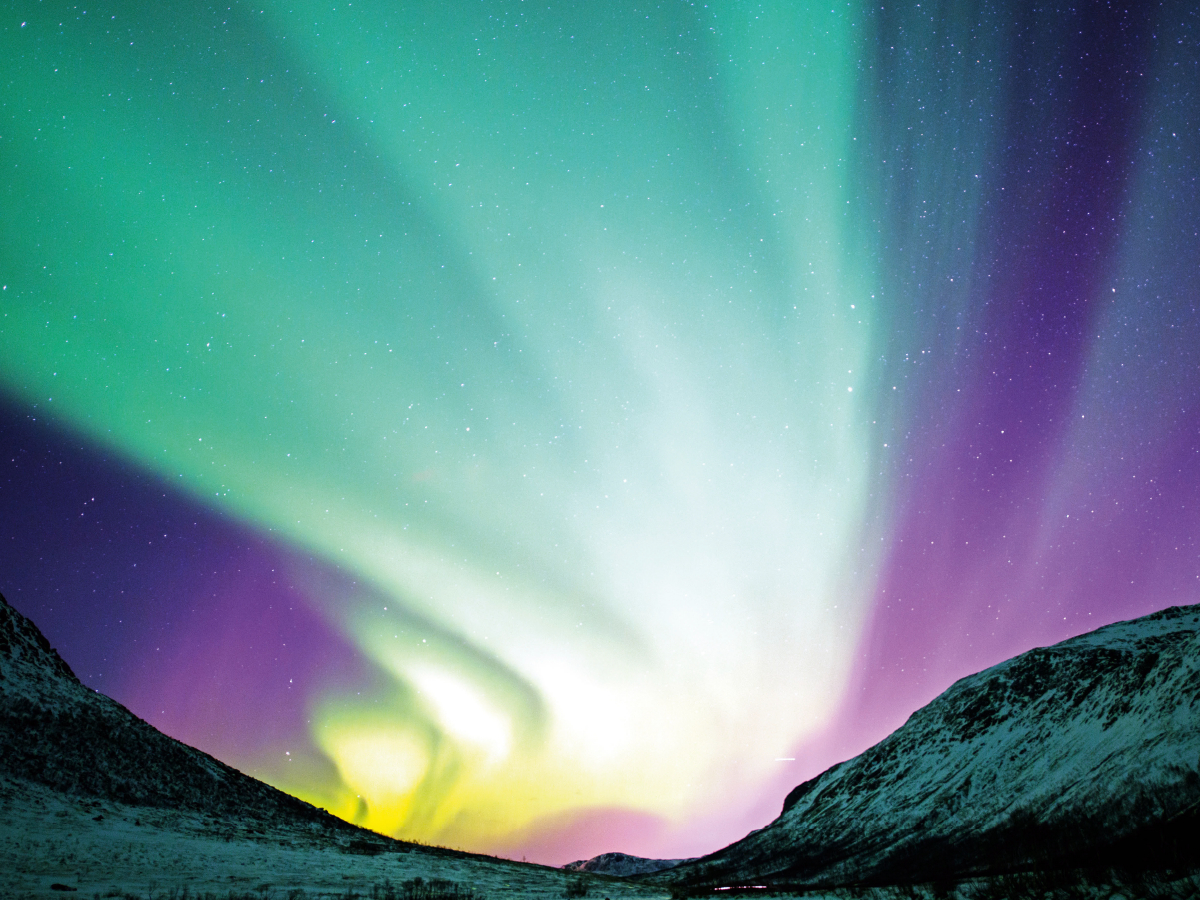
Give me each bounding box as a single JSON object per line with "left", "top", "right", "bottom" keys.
{"left": 0, "top": 778, "right": 669, "bottom": 900}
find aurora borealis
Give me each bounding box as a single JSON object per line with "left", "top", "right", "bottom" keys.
{"left": 2, "top": 0, "right": 1198, "bottom": 866}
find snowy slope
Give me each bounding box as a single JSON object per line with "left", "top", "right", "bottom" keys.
{"left": 649, "top": 604, "right": 1200, "bottom": 888}
{"left": 0, "top": 590, "right": 351, "bottom": 832}
{"left": 0, "top": 777, "right": 675, "bottom": 900}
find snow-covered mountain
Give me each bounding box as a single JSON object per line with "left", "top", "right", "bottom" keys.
{"left": 648, "top": 604, "right": 1200, "bottom": 889}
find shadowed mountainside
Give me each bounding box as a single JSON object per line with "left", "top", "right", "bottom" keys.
{"left": 646, "top": 604, "right": 1200, "bottom": 890}
{"left": 0, "top": 590, "right": 374, "bottom": 841}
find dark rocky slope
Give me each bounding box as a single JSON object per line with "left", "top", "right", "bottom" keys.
{"left": 1, "top": 591, "right": 394, "bottom": 849}
{"left": 648, "top": 604, "right": 1200, "bottom": 889}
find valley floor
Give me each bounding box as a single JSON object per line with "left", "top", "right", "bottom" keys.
{"left": 5, "top": 782, "right": 1196, "bottom": 899}
{"left": 0, "top": 780, "right": 666, "bottom": 900}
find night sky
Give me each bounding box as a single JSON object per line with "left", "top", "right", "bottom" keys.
{"left": 3, "top": 0, "right": 1198, "bottom": 866}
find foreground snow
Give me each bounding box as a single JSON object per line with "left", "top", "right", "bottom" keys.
{"left": 6, "top": 774, "right": 1195, "bottom": 900}
{"left": 10, "top": 769, "right": 1189, "bottom": 900}
{"left": 0, "top": 779, "right": 668, "bottom": 900}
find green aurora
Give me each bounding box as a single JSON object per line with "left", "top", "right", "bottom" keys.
{"left": 9, "top": 0, "right": 1188, "bottom": 863}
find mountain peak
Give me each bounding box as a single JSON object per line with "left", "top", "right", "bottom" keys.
{"left": 0, "top": 591, "right": 353, "bottom": 833}
{"left": 0, "top": 592, "right": 79, "bottom": 695}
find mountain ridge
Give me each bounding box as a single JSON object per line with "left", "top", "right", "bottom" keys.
{"left": 0, "top": 591, "right": 362, "bottom": 834}
{"left": 645, "top": 603, "right": 1200, "bottom": 889}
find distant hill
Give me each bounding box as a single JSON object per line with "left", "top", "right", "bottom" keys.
{"left": 647, "top": 604, "right": 1200, "bottom": 889}
{"left": 562, "top": 851, "right": 695, "bottom": 877}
